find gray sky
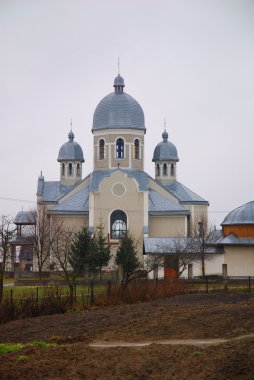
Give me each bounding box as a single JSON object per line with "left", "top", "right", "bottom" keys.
{"left": 0, "top": 0, "right": 253, "bottom": 227}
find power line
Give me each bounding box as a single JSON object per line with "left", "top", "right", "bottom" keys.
{"left": 0, "top": 197, "right": 35, "bottom": 204}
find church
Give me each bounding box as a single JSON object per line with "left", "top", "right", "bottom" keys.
{"left": 36, "top": 73, "right": 209, "bottom": 275}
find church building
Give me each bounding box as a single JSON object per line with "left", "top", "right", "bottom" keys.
{"left": 36, "top": 73, "right": 209, "bottom": 273}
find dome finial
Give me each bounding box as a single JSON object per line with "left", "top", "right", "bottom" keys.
{"left": 70, "top": 118, "right": 73, "bottom": 132}
{"left": 68, "top": 123, "right": 74, "bottom": 142}
{"left": 114, "top": 60, "right": 125, "bottom": 93}
{"left": 162, "top": 119, "right": 168, "bottom": 142}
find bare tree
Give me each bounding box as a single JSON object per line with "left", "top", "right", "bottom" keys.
{"left": 49, "top": 222, "right": 77, "bottom": 303}
{"left": 156, "top": 236, "right": 196, "bottom": 278}
{"left": 191, "top": 215, "right": 217, "bottom": 278}
{"left": 0, "top": 215, "right": 15, "bottom": 302}
{"left": 31, "top": 207, "right": 51, "bottom": 278}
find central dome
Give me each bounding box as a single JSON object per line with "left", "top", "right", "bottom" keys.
{"left": 92, "top": 75, "right": 145, "bottom": 132}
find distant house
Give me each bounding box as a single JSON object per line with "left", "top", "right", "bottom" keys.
{"left": 145, "top": 201, "right": 254, "bottom": 278}
{"left": 219, "top": 201, "right": 254, "bottom": 276}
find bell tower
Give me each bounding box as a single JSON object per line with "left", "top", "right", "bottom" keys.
{"left": 57, "top": 130, "right": 84, "bottom": 186}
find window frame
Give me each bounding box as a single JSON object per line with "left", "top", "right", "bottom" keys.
{"left": 110, "top": 209, "right": 127, "bottom": 239}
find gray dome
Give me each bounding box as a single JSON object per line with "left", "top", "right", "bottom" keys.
{"left": 152, "top": 131, "right": 179, "bottom": 162}
{"left": 92, "top": 75, "right": 145, "bottom": 132}
{"left": 221, "top": 201, "right": 254, "bottom": 225}
{"left": 14, "top": 210, "right": 36, "bottom": 225}
{"left": 57, "top": 131, "right": 84, "bottom": 162}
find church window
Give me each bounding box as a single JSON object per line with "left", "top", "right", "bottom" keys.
{"left": 99, "top": 139, "right": 105, "bottom": 159}
{"left": 77, "top": 163, "right": 80, "bottom": 176}
{"left": 163, "top": 163, "right": 167, "bottom": 176}
{"left": 134, "top": 139, "right": 139, "bottom": 159}
{"left": 156, "top": 164, "right": 160, "bottom": 176}
{"left": 62, "top": 163, "right": 65, "bottom": 176}
{"left": 111, "top": 210, "right": 127, "bottom": 239}
{"left": 68, "top": 163, "right": 73, "bottom": 176}
{"left": 170, "top": 163, "right": 175, "bottom": 176}
{"left": 116, "top": 138, "right": 124, "bottom": 158}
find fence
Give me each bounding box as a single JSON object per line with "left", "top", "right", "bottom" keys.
{"left": 189, "top": 276, "right": 254, "bottom": 293}
{"left": 1, "top": 276, "right": 254, "bottom": 324}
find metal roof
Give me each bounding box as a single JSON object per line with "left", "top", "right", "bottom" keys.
{"left": 38, "top": 169, "right": 207, "bottom": 216}
{"left": 49, "top": 185, "right": 89, "bottom": 215}
{"left": 89, "top": 169, "right": 149, "bottom": 192}
{"left": 220, "top": 234, "right": 254, "bottom": 245}
{"left": 144, "top": 237, "right": 191, "bottom": 254}
{"left": 57, "top": 131, "right": 84, "bottom": 162}
{"left": 14, "top": 211, "right": 36, "bottom": 225}
{"left": 152, "top": 131, "right": 179, "bottom": 162}
{"left": 148, "top": 189, "right": 189, "bottom": 215}
{"left": 165, "top": 181, "right": 209, "bottom": 205}
{"left": 92, "top": 75, "right": 145, "bottom": 132}
{"left": 221, "top": 201, "right": 254, "bottom": 225}
{"left": 39, "top": 181, "right": 75, "bottom": 203}
{"left": 144, "top": 236, "right": 224, "bottom": 254}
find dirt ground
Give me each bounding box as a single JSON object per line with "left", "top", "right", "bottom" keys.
{"left": 1, "top": 292, "right": 254, "bottom": 379}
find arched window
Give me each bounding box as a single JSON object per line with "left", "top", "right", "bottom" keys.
{"left": 163, "top": 163, "right": 167, "bottom": 176}
{"left": 116, "top": 138, "right": 124, "bottom": 159}
{"left": 134, "top": 139, "right": 139, "bottom": 159}
{"left": 77, "top": 163, "right": 80, "bottom": 176}
{"left": 156, "top": 164, "right": 160, "bottom": 176}
{"left": 111, "top": 210, "right": 127, "bottom": 239}
{"left": 68, "top": 163, "right": 73, "bottom": 176}
{"left": 61, "top": 163, "right": 65, "bottom": 176}
{"left": 170, "top": 163, "right": 175, "bottom": 176}
{"left": 99, "top": 139, "right": 105, "bottom": 159}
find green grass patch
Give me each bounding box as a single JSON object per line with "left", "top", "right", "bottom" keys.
{"left": 0, "top": 343, "right": 25, "bottom": 354}
{"left": 0, "top": 341, "right": 57, "bottom": 355}
{"left": 3, "top": 284, "right": 105, "bottom": 298}
{"left": 16, "top": 355, "right": 29, "bottom": 362}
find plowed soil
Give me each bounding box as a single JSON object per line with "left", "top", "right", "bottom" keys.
{"left": 1, "top": 292, "right": 254, "bottom": 379}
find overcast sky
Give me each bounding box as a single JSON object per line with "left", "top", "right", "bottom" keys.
{"left": 0, "top": 0, "right": 253, "bottom": 227}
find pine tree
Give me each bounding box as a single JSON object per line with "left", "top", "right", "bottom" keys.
{"left": 115, "top": 231, "right": 140, "bottom": 286}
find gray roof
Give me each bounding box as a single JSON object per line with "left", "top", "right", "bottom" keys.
{"left": 92, "top": 75, "right": 145, "bottom": 132}
{"left": 57, "top": 131, "right": 84, "bottom": 162}
{"left": 90, "top": 169, "right": 149, "bottom": 192}
{"left": 144, "top": 237, "right": 191, "bottom": 254}
{"left": 220, "top": 234, "right": 254, "bottom": 246}
{"left": 14, "top": 211, "right": 36, "bottom": 225}
{"left": 49, "top": 185, "right": 89, "bottom": 215}
{"left": 149, "top": 189, "right": 189, "bottom": 215}
{"left": 38, "top": 169, "right": 207, "bottom": 217}
{"left": 144, "top": 236, "right": 224, "bottom": 255}
{"left": 152, "top": 131, "right": 179, "bottom": 162}
{"left": 221, "top": 201, "right": 254, "bottom": 225}
{"left": 38, "top": 181, "right": 75, "bottom": 203}
{"left": 165, "top": 181, "right": 209, "bottom": 205}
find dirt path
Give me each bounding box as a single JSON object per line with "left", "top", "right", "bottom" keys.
{"left": 89, "top": 333, "right": 254, "bottom": 348}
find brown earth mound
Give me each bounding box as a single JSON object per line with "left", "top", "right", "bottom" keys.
{"left": 1, "top": 292, "right": 254, "bottom": 379}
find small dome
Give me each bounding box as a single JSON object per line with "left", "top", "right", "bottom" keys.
{"left": 152, "top": 131, "right": 179, "bottom": 162}
{"left": 221, "top": 201, "right": 254, "bottom": 225}
{"left": 58, "top": 131, "right": 84, "bottom": 162}
{"left": 114, "top": 74, "right": 125, "bottom": 87}
{"left": 92, "top": 75, "right": 145, "bottom": 132}
{"left": 14, "top": 210, "right": 36, "bottom": 225}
